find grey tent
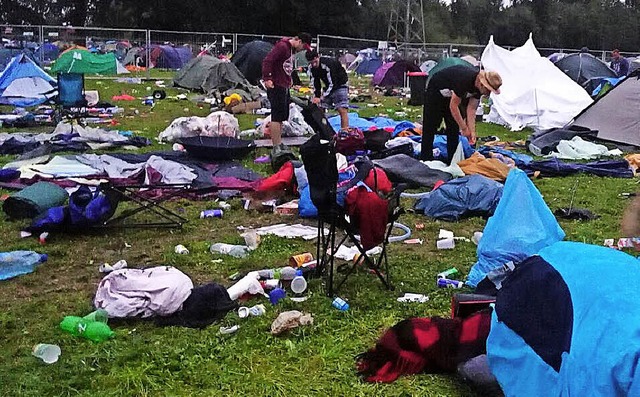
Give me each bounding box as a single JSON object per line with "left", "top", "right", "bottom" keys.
{"left": 173, "top": 55, "right": 258, "bottom": 98}
{"left": 554, "top": 53, "right": 617, "bottom": 87}
{"left": 570, "top": 70, "right": 640, "bottom": 147}
{"left": 231, "top": 40, "right": 273, "bottom": 86}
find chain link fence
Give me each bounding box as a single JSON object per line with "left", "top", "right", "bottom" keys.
{"left": 2, "top": 24, "right": 638, "bottom": 71}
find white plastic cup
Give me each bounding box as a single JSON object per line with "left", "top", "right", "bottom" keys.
{"left": 472, "top": 232, "right": 483, "bottom": 245}
{"left": 174, "top": 244, "right": 189, "bottom": 255}
{"left": 290, "top": 275, "right": 308, "bottom": 294}
{"left": 436, "top": 237, "right": 455, "bottom": 250}
{"left": 32, "top": 344, "right": 61, "bottom": 364}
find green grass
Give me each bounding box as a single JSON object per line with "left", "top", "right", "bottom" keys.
{"left": 0, "top": 75, "right": 637, "bottom": 396}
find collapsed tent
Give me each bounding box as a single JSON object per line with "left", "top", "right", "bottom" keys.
{"left": 372, "top": 60, "right": 420, "bottom": 87}
{"left": 34, "top": 43, "right": 59, "bottom": 64}
{"left": 570, "top": 70, "right": 640, "bottom": 147}
{"left": 480, "top": 35, "right": 593, "bottom": 131}
{"left": 488, "top": 241, "right": 640, "bottom": 396}
{"left": 553, "top": 53, "right": 617, "bottom": 87}
{"left": 0, "top": 54, "right": 56, "bottom": 107}
{"left": 51, "top": 48, "right": 129, "bottom": 75}
{"left": 231, "top": 40, "right": 273, "bottom": 86}
{"left": 173, "top": 55, "right": 257, "bottom": 97}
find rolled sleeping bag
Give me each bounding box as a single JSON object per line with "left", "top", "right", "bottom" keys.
{"left": 3, "top": 181, "right": 68, "bottom": 219}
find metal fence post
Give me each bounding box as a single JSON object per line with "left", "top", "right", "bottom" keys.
{"left": 316, "top": 34, "right": 320, "bottom": 53}
{"left": 233, "top": 33, "right": 237, "bottom": 54}
{"left": 146, "top": 29, "right": 151, "bottom": 79}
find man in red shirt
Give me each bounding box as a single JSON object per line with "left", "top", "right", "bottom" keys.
{"left": 262, "top": 33, "right": 312, "bottom": 164}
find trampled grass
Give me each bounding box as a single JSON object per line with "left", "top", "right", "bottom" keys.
{"left": 0, "top": 74, "right": 636, "bottom": 396}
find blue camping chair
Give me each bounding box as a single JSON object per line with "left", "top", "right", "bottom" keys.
{"left": 54, "top": 73, "right": 87, "bottom": 123}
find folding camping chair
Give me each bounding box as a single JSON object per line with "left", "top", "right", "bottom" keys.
{"left": 298, "top": 100, "right": 405, "bottom": 296}
{"left": 53, "top": 73, "right": 88, "bottom": 123}
{"left": 97, "top": 182, "right": 190, "bottom": 228}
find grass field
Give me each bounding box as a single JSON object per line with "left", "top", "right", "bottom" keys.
{"left": 0, "top": 72, "right": 637, "bottom": 397}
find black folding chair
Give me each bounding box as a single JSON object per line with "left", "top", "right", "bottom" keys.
{"left": 299, "top": 101, "right": 404, "bottom": 296}
{"left": 98, "top": 183, "right": 190, "bottom": 228}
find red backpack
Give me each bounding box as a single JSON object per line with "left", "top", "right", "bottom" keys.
{"left": 335, "top": 127, "right": 365, "bottom": 155}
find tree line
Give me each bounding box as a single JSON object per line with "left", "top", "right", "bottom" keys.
{"left": 2, "top": 0, "right": 639, "bottom": 52}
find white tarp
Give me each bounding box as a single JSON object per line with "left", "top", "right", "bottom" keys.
{"left": 481, "top": 35, "right": 592, "bottom": 131}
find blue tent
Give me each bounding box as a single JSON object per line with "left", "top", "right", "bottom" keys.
{"left": 0, "top": 54, "right": 56, "bottom": 107}
{"left": 0, "top": 48, "right": 38, "bottom": 72}
{"left": 35, "top": 43, "right": 59, "bottom": 64}
{"left": 356, "top": 58, "right": 383, "bottom": 75}
{"left": 149, "top": 45, "right": 193, "bottom": 69}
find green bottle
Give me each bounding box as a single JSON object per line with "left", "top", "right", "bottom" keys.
{"left": 60, "top": 316, "right": 115, "bottom": 343}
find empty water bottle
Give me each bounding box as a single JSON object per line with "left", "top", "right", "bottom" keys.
{"left": 209, "top": 243, "right": 249, "bottom": 258}
{"left": 0, "top": 251, "right": 48, "bottom": 281}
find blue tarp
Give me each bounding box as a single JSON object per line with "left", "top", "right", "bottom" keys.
{"left": 414, "top": 175, "right": 503, "bottom": 221}
{"left": 0, "top": 54, "right": 56, "bottom": 107}
{"left": 488, "top": 241, "right": 640, "bottom": 396}
{"left": 467, "top": 168, "right": 565, "bottom": 287}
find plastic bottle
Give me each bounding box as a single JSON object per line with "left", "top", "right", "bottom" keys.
{"left": 273, "top": 266, "right": 297, "bottom": 281}
{"left": 83, "top": 309, "right": 109, "bottom": 323}
{"left": 332, "top": 297, "right": 350, "bottom": 311}
{"left": 209, "top": 243, "right": 249, "bottom": 258}
{"left": 59, "top": 316, "right": 115, "bottom": 342}
{"left": 0, "top": 251, "right": 48, "bottom": 281}
{"left": 290, "top": 270, "right": 307, "bottom": 294}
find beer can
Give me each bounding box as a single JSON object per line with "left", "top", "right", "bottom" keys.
{"left": 200, "top": 209, "right": 223, "bottom": 218}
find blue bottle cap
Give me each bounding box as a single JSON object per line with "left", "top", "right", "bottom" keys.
{"left": 295, "top": 269, "right": 303, "bottom": 276}
{"left": 40, "top": 254, "right": 48, "bottom": 262}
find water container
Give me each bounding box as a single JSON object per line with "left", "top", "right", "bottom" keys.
{"left": 332, "top": 297, "right": 350, "bottom": 311}
{"left": 290, "top": 270, "right": 307, "bottom": 294}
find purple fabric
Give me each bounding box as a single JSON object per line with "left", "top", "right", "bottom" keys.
{"left": 212, "top": 177, "right": 257, "bottom": 191}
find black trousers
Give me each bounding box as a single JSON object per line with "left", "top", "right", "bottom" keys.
{"left": 421, "top": 89, "right": 460, "bottom": 164}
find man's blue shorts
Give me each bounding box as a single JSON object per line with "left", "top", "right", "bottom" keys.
{"left": 321, "top": 86, "right": 349, "bottom": 110}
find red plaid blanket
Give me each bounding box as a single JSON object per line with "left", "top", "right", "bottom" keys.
{"left": 356, "top": 309, "right": 492, "bottom": 382}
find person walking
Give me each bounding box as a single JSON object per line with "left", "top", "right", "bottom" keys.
{"left": 610, "top": 49, "right": 630, "bottom": 77}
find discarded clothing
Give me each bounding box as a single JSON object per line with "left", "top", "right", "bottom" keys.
{"left": 548, "top": 136, "right": 618, "bottom": 160}
{"left": 414, "top": 175, "right": 503, "bottom": 221}
{"left": 554, "top": 207, "right": 599, "bottom": 220}
{"left": 356, "top": 309, "right": 492, "bottom": 383}
{"left": 155, "top": 283, "right": 237, "bottom": 329}
{"left": 158, "top": 111, "right": 240, "bottom": 142}
{"left": 94, "top": 266, "right": 194, "bottom": 318}
{"left": 457, "top": 152, "right": 513, "bottom": 182}
{"left": 373, "top": 154, "right": 452, "bottom": 188}
{"left": 254, "top": 223, "right": 324, "bottom": 240}
{"left": 345, "top": 185, "right": 388, "bottom": 250}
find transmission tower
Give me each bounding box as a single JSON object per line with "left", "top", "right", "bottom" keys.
{"left": 387, "top": 0, "right": 426, "bottom": 47}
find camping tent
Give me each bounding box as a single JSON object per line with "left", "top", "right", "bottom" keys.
{"left": 348, "top": 48, "right": 382, "bottom": 75}
{"left": 51, "top": 48, "right": 129, "bottom": 75}
{"left": 480, "top": 35, "right": 593, "bottom": 131}
{"left": 371, "top": 60, "right": 420, "bottom": 86}
{"left": 0, "top": 53, "right": 56, "bottom": 107}
{"left": 34, "top": 43, "right": 59, "bottom": 64}
{"left": 339, "top": 53, "right": 356, "bottom": 67}
{"left": 570, "top": 70, "right": 640, "bottom": 147}
{"left": 174, "top": 55, "right": 257, "bottom": 97}
{"left": 149, "top": 45, "right": 193, "bottom": 69}
{"left": 553, "top": 53, "right": 617, "bottom": 87}
{"left": 231, "top": 40, "right": 274, "bottom": 86}
{"left": 0, "top": 48, "right": 37, "bottom": 72}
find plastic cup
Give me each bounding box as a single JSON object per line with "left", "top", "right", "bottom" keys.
{"left": 83, "top": 309, "right": 109, "bottom": 323}
{"left": 290, "top": 276, "right": 308, "bottom": 294}
{"left": 32, "top": 344, "right": 61, "bottom": 364}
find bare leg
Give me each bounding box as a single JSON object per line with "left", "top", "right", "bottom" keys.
{"left": 270, "top": 121, "right": 282, "bottom": 146}
{"left": 338, "top": 107, "right": 349, "bottom": 130}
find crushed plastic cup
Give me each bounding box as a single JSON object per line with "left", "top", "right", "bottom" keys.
{"left": 83, "top": 309, "right": 109, "bottom": 323}
{"left": 241, "top": 230, "right": 260, "bottom": 250}
{"left": 174, "top": 244, "right": 189, "bottom": 255}
{"left": 437, "top": 237, "right": 455, "bottom": 250}
{"left": 237, "top": 307, "right": 250, "bottom": 318}
{"left": 32, "top": 344, "right": 61, "bottom": 364}
{"left": 219, "top": 325, "right": 239, "bottom": 334}
{"left": 249, "top": 304, "right": 266, "bottom": 316}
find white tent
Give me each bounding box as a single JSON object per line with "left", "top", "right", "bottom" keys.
{"left": 480, "top": 35, "right": 593, "bottom": 131}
